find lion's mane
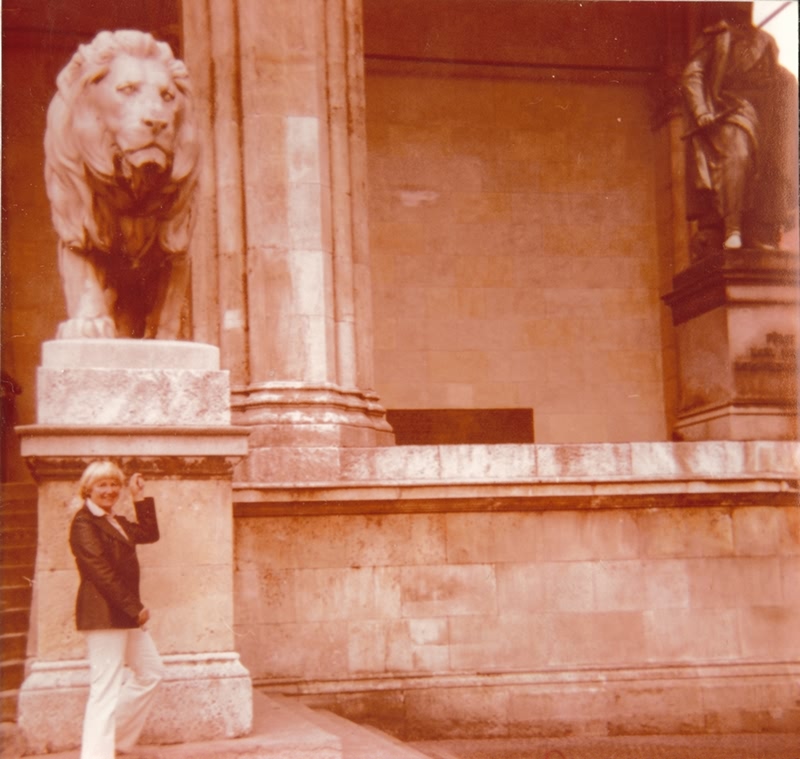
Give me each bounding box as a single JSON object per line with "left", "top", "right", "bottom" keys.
{"left": 44, "top": 30, "right": 200, "bottom": 258}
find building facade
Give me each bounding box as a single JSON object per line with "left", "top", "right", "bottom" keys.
{"left": 2, "top": 0, "right": 799, "bottom": 743}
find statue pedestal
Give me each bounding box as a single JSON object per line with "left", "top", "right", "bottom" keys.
{"left": 663, "top": 249, "right": 799, "bottom": 441}
{"left": 16, "top": 340, "right": 253, "bottom": 753}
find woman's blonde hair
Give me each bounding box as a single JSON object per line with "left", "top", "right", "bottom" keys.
{"left": 78, "top": 460, "right": 125, "bottom": 499}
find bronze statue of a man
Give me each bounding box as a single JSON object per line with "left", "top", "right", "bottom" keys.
{"left": 681, "top": 6, "right": 798, "bottom": 255}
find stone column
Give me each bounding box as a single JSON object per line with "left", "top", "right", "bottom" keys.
{"left": 648, "top": 2, "right": 693, "bottom": 437}
{"left": 663, "top": 250, "right": 799, "bottom": 440}
{"left": 183, "top": 0, "right": 393, "bottom": 482}
{"left": 16, "top": 340, "right": 252, "bottom": 753}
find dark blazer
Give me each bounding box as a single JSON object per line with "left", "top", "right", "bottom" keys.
{"left": 69, "top": 497, "right": 159, "bottom": 630}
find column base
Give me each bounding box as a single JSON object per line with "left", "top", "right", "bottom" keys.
{"left": 232, "top": 382, "right": 395, "bottom": 481}
{"left": 17, "top": 652, "right": 253, "bottom": 753}
{"left": 233, "top": 382, "right": 394, "bottom": 443}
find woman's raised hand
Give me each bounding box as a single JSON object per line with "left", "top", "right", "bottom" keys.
{"left": 128, "top": 473, "right": 145, "bottom": 500}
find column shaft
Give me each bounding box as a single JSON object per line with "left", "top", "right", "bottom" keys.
{"left": 190, "top": 0, "right": 393, "bottom": 461}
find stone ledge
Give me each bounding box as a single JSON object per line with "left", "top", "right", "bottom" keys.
{"left": 41, "top": 339, "right": 220, "bottom": 370}
{"left": 233, "top": 484, "right": 799, "bottom": 517}
{"left": 258, "top": 660, "right": 800, "bottom": 695}
{"left": 233, "top": 441, "right": 800, "bottom": 514}
{"left": 234, "top": 441, "right": 800, "bottom": 489}
{"left": 17, "top": 426, "right": 251, "bottom": 459}
{"left": 258, "top": 661, "right": 800, "bottom": 740}
{"left": 664, "top": 248, "right": 799, "bottom": 326}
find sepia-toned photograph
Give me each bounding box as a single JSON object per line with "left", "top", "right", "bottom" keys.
{"left": 1, "top": 1, "right": 798, "bottom": 757}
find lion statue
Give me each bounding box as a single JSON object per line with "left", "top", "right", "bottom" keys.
{"left": 44, "top": 30, "right": 200, "bottom": 339}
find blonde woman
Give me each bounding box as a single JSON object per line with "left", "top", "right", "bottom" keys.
{"left": 69, "top": 460, "right": 164, "bottom": 759}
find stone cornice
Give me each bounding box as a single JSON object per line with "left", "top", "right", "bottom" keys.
{"left": 663, "top": 249, "right": 800, "bottom": 325}
{"left": 234, "top": 484, "right": 798, "bottom": 517}
{"left": 16, "top": 425, "right": 250, "bottom": 460}
{"left": 255, "top": 660, "right": 800, "bottom": 696}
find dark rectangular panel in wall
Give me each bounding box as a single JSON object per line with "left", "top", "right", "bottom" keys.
{"left": 386, "top": 409, "right": 534, "bottom": 445}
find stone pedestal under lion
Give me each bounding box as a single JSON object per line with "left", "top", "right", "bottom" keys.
{"left": 17, "top": 339, "right": 254, "bottom": 752}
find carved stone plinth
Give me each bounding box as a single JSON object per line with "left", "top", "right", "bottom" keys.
{"left": 18, "top": 654, "right": 251, "bottom": 754}
{"left": 663, "top": 249, "right": 799, "bottom": 440}
{"left": 36, "top": 340, "right": 232, "bottom": 426}
{"left": 16, "top": 340, "right": 253, "bottom": 751}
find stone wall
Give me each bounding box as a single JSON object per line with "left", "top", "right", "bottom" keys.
{"left": 232, "top": 441, "right": 800, "bottom": 738}
{"left": 362, "top": 0, "right": 676, "bottom": 444}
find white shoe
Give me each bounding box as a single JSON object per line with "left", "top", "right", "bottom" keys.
{"left": 723, "top": 232, "right": 742, "bottom": 249}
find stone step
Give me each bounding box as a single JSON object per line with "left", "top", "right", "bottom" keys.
{"left": 0, "top": 608, "right": 30, "bottom": 635}
{"left": 0, "top": 526, "right": 36, "bottom": 547}
{"left": 0, "top": 584, "right": 33, "bottom": 611}
{"left": 1, "top": 693, "right": 23, "bottom": 726}
{"left": 0, "top": 546, "right": 37, "bottom": 566}
{"left": 0, "top": 660, "right": 24, "bottom": 691}
{"left": 0, "top": 513, "right": 36, "bottom": 528}
{"left": 0, "top": 500, "right": 35, "bottom": 512}
{"left": 7, "top": 691, "right": 342, "bottom": 759}
{"left": 4, "top": 690, "right": 439, "bottom": 759}
{"left": 407, "top": 744, "right": 463, "bottom": 759}
{"left": 0, "top": 632, "right": 27, "bottom": 659}
{"left": 0, "top": 563, "right": 35, "bottom": 586}
{"left": 0, "top": 506, "right": 37, "bottom": 527}
{"left": 282, "top": 698, "right": 434, "bottom": 759}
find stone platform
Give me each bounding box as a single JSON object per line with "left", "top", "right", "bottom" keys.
{"left": 6, "top": 691, "right": 799, "bottom": 759}
{"left": 7, "top": 691, "right": 429, "bottom": 759}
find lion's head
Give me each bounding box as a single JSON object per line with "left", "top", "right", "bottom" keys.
{"left": 44, "top": 30, "right": 200, "bottom": 257}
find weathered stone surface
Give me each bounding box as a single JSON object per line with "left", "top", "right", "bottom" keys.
{"left": 318, "top": 441, "right": 800, "bottom": 485}
{"left": 20, "top": 432, "right": 250, "bottom": 460}
{"left": 37, "top": 368, "right": 231, "bottom": 426}
{"left": 663, "top": 251, "right": 799, "bottom": 441}
{"left": 36, "top": 339, "right": 232, "bottom": 426}
{"left": 41, "top": 339, "right": 220, "bottom": 370}
{"left": 234, "top": 455, "right": 800, "bottom": 737}
{"left": 17, "top": 654, "right": 252, "bottom": 753}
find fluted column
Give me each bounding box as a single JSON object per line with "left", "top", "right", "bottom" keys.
{"left": 183, "top": 0, "right": 393, "bottom": 479}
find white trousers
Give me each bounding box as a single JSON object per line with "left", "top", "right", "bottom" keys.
{"left": 81, "top": 628, "right": 165, "bottom": 759}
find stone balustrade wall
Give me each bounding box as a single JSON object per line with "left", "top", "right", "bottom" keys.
{"left": 232, "top": 441, "right": 800, "bottom": 738}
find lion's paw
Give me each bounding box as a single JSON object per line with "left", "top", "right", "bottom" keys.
{"left": 56, "top": 317, "right": 116, "bottom": 339}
